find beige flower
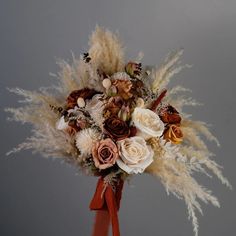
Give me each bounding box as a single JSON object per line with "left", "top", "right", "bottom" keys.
{"left": 92, "top": 138, "right": 119, "bottom": 170}
{"left": 75, "top": 128, "right": 101, "bottom": 155}
{"left": 132, "top": 107, "right": 165, "bottom": 139}
{"left": 116, "top": 136, "right": 154, "bottom": 174}
{"left": 85, "top": 94, "right": 105, "bottom": 127}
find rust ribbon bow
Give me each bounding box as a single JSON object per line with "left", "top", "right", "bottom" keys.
{"left": 90, "top": 177, "right": 124, "bottom": 236}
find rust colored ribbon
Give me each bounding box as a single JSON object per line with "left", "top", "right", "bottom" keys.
{"left": 90, "top": 177, "right": 124, "bottom": 236}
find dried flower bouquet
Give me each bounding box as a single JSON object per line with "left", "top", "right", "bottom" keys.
{"left": 6, "top": 26, "right": 231, "bottom": 236}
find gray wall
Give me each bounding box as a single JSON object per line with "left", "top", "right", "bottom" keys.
{"left": 1, "top": 0, "right": 235, "bottom": 235}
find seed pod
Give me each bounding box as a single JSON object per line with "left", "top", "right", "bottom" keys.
{"left": 77, "top": 97, "right": 86, "bottom": 108}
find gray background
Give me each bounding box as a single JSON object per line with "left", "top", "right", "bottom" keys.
{"left": 0, "top": 0, "right": 235, "bottom": 235}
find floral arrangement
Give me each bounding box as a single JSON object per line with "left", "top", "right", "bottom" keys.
{"left": 6, "top": 27, "right": 231, "bottom": 236}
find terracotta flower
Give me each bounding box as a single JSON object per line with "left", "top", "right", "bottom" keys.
{"left": 103, "top": 116, "right": 130, "bottom": 141}
{"left": 92, "top": 138, "right": 119, "bottom": 170}
{"left": 103, "top": 96, "right": 124, "bottom": 117}
{"left": 163, "top": 124, "right": 183, "bottom": 144}
{"left": 112, "top": 79, "right": 133, "bottom": 100}
{"left": 66, "top": 88, "right": 99, "bottom": 109}
{"left": 159, "top": 105, "right": 181, "bottom": 124}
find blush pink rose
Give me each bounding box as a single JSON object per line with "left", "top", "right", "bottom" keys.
{"left": 92, "top": 138, "right": 119, "bottom": 170}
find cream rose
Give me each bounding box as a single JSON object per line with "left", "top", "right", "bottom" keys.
{"left": 132, "top": 107, "right": 165, "bottom": 139}
{"left": 116, "top": 136, "right": 154, "bottom": 174}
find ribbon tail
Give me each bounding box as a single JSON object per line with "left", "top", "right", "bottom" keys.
{"left": 90, "top": 177, "right": 124, "bottom": 236}
{"left": 92, "top": 210, "right": 110, "bottom": 236}
{"left": 105, "top": 186, "right": 120, "bottom": 236}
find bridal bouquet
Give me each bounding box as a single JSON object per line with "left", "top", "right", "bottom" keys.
{"left": 6, "top": 27, "right": 231, "bottom": 236}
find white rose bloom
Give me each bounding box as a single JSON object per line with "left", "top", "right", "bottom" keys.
{"left": 132, "top": 107, "right": 165, "bottom": 139}
{"left": 116, "top": 136, "right": 154, "bottom": 174}
{"left": 75, "top": 128, "right": 101, "bottom": 156}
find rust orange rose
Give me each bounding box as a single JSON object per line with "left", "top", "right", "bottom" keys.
{"left": 66, "top": 88, "right": 99, "bottom": 109}
{"left": 159, "top": 105, "right": 181, "bottom": 124}
{"left": 92, "top": 138, "right": 119, "bottom": 170}
{"left": 163, "top": 124, "right": 183, "bottom": 144}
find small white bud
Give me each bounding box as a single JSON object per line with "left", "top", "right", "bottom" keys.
{"left": 77, "top": 97, "right": 85, "bottom": 108}
{"left": 136, "top": 98, "right": 145, "bottom": 108}
{"left": 102, "top": 78, "right": 112, "bottom": 89}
